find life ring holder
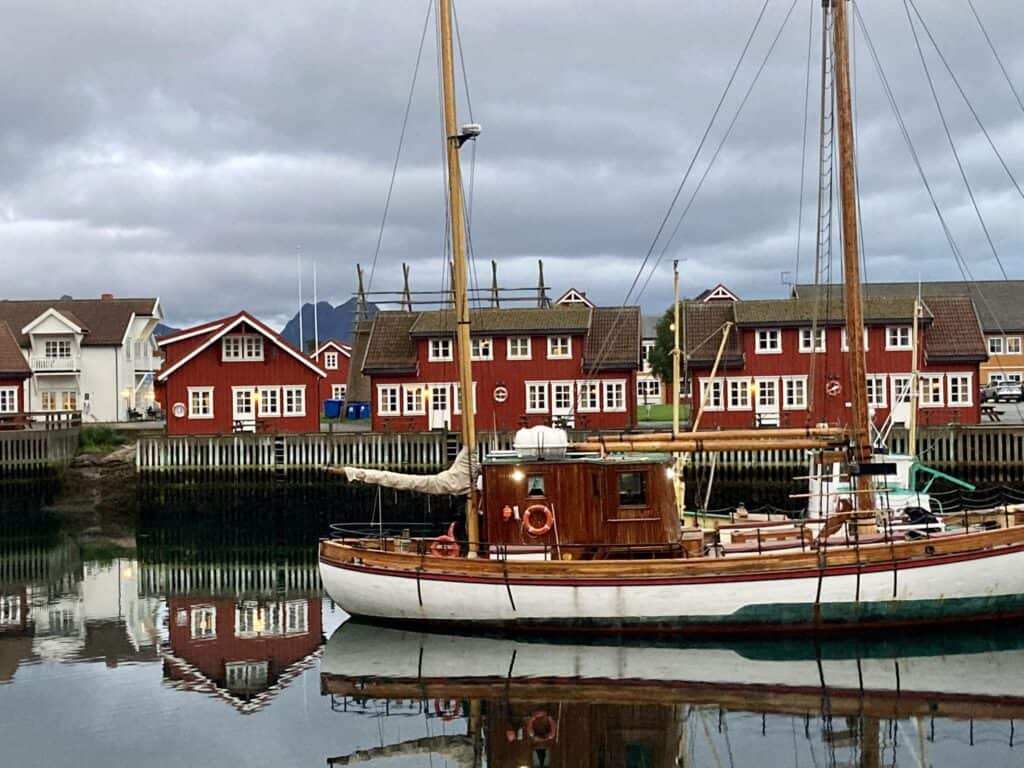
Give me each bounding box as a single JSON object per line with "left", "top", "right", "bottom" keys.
{"left": 522, "top": 504, "right": 554, "bottom": 537}
{"left": 525, "top": 710, "right": 558, "bottom": 742}
{"left": 434, "top": 698, "right": 462, "bottom": 721}
{"left": 430, "top": 522, "right": 461, "bottom": 558}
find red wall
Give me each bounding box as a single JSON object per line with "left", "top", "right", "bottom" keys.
{"left": 689, "top": 324, "right": 981, "bottom": 429}
{"left": 0, "top": 377, "right": 27, "bottom": 416}
{"left": 315, "top": 348, "right": 350, "bottom": 402}
{"left": 370, "top": 334, "right": 637, "bottom": 432}
{"left": 158, "top": 325, "right": 323, "bottom": 435}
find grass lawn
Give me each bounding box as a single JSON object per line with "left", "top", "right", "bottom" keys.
{"left": 637, "top": 403, "right": 690, "bottom": 422}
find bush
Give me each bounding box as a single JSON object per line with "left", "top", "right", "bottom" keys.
{"left": 78, "top": 426, "right": 127, "bottom": 453}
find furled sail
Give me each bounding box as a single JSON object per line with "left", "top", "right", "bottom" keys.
{"left": 340, "top": 447, "right": 474, "bottom": 496}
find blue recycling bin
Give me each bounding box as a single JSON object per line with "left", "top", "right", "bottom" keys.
{"left": 358, "top": 402, "right": 370, "bottom": 419}
{"left": 345, "top": 402, "right": 360, "bottom": 420}
{"left": 323, "top": 399, "right": 342, "bottom": 419}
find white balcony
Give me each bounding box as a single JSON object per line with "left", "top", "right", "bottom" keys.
{"left": 30, "top": 355, "right": 81, "bottom": 372}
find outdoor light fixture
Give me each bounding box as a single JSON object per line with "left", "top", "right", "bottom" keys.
{"left": 511, "top": 469, "right": 524, "bottom": 482}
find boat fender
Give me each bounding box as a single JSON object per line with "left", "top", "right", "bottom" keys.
{"left": 523, "top": 504, "right": 554, "bottom": 537}
{"left": 434, "top": 698, "right": 461, "bottom": 721}
{"left": 430, "top": 522, "right": 461, "bottom": 558}
{"left": 525, "top": 710, "right": 557, "bottom": 742}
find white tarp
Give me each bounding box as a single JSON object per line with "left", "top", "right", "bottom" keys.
{"left": 343, "top": 447, "right": 474, "bottom": 496}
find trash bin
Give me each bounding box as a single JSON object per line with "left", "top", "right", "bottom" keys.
{"left": 358, "top": 402, "right": 370, "bottom": 419}
{"left": 323, "top": 399, "right": 342, "bottom": 419}
{"left": 345, "top": 402, "right": 360, "bottom": 420}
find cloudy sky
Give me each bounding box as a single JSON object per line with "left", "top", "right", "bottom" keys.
{"left": 2, "top": 0, "right": 1022, "bottom": 328}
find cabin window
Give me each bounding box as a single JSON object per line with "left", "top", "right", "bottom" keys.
{"left": 428, "top": 338, "right": 453, "bottom": 361}
{"left": 755, "top": 329, "right": 781, "bottom": 354}
{"left": 377, "top": 385, "right": 400, "bottom": 415}
{"left": 507, "top": 337, "right": 531, "bottom": 360}
{"left": 948, "top": 374, "right": 972, "bottom": 406}
{"left": 0, "top": 387, "right": 17, "bottom": 414}
{"left": 618, "top": 472, "right": 647, "bottom": 506}
{"left": 886, "top": 326, "right": 912, "bottom": 350}
{"left": 798, "top": 328, "right": 825, "bottom": 353}
{"left": 547, "top": 336, "right": 572, "bottom": 359}
{"left": 325, "top": 351, "right": 338, "bottom": 369}
{"left": 470, "top": 337, "right": 493, "bottom": 360}
{"left": 282, "top": 386, "right": 306, "bottom": 416}
{"left": 190, "top": 605, "right": 216, "bottom": 639}
{"left": 526, "top": 475, "right": 546, "bottom": 497}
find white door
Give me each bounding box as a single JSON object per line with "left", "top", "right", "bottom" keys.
{"left": 429, "top": 384, "right": 451, "bottom": 430}
{"left": 233, "top": 388, "right": 256, "bottom": 432}
{"left": 755, "top": 378, "right": 779, "bottom": 426}
{"left": 551, "top": 381, "right": 574, "bottom": 427}
{"left": 890, "top": 375, "right": 912, "bottom": 425}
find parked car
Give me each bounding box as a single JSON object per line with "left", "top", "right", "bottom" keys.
{"left": 994, "top": 382, "right": 1024, "bottom": 403}
{"left": 980, "top": 382, "right": 1000, "bottom": 402}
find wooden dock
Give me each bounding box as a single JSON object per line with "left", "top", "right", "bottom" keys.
{"left": 0, "top": 413, "right": 81, "bottom": 474}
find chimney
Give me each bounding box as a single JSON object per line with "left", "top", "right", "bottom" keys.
{"left": 101, "top": 293, "right": 114, "bottom": 300}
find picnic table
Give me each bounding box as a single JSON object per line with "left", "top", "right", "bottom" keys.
{"left": 982, "top": 404, "right": 1004, "bottom": 422}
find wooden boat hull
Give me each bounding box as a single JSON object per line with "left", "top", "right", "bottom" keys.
{"left": 319, "top": 527, "right": 1024, "bottom": 633}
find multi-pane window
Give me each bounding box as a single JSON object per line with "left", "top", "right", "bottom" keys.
{"left": 453, "top": 382, "right": 476, "bottom": 415}
{"left": 1008, "top": 337, "right": 1023, "bottom": 355}
{"left": 577, "top": 381, "right": 600, "bottom": 412}
{"left": 783, "top": 378, "right": 807, "bottom": 409}
{"left": 428, "top": 338, "right": 453, "bottom": 361}
{"left": 282, "top": 386, "right": 305, "bottom": 416}
{"left": 233, "top": 388, "right": 254, "bottom": 416}
{"left": 547, "top": 336, "right": 572, "bottom": 359}
{"left": 324, "top": 352, "right": 338, "bottom": 369}
{"left": 222, "top": 335, "right": 263, "bottom": 360}
{"left": 988, "top": 336, "right": 1004, "bottom": 355}
{"left": 526, "top": 382, "right": 549, "bottom": 413}
{"left": 286, "top": 600, "right": 308, "bottom": 634}
{"left": 948, "top": 374, "right": 972, "bottom": 406}
{"left": 403, "top": 385, "right": 426, "bottom": 415}
{"left": 226, "top": 661, "right": 268, "bottom": 691}
{"left": 0, "top": 387, "right": 16, "bottom": 414}
{"left": 728, "top": 379, "right": 750, "bottom": 410}
{"left": 190, "top": 605, "right": 216, "bottom": 639}
{"left": 891, "top": 375, "right": 912, "bottom": 404}
{"left": 886, "top": 326, "right": 912, "bottom": 350}
{"left": 258, "top": 386, "right": 280, "bottom": 417}
{"left": 799, "top": 328, "right": 825, "bottom": 353}
{"left": 637, "top": 379, "right": 661, "bottom": 401}
{"left": 641, "top": 341, "right": 655, "bottom": 372}
{"left": 756, "top": 329, "right": 781, "bottom": 353}
{"left": 552, "top": 382, "right": 573, "bottom": 412}
{"left": 61, "top": 391, "right": 78, "bottom": 411}
{"left": 44, "top": 340, "right": 71, "bottom": 358}
{"left": 40, "top": 391, "right": 57, "bottom": 411}
{"left": 331, "top": 384, "right": 346, "bottom": 400}
{"left": 841, "top": 328, "right": 869, "bottom": 351}
{"left": 866, "top": 376, "right": 887, "bottom": 407}
{"left": 188, "top": 387, "right": 213, "bottom": 418}
{"left": 0, "top": 595, "right": 20, "bottom": 625}
{"left": 378, "top": 385, "right": 400, "bottom": 415}
{"left": 700, "top": 379, "right": 723, "bottom": 410}
{"left": 603, "top": 381, "right": 626, "bottom": 412}
{"left": 919, "top": 374, "right": 944, "bottom": 406}
{"left": 470, "top": 337, "right": 493, "bottom": 360}
{"left": 507, "top": 337, "right": 531, "bottom": 360}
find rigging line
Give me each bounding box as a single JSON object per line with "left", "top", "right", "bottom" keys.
{"left": 642, "top": 0, "right": 800, "bottom": 297}
{"left": 851, "top": 1, "right": 867, "bottom": 282}
{"left": 967, "top": 0, "right": 1024, "bottom": 115}
{"left": 901, "top": 0, "right": 1009, "bottom": 280}
{"left": 367, "top": 0, "right": 434, "bottom": 294}
{"left": 908, "top": 0, "right": 1024, "bottom": 204}
{"left": 794, "top": 0, "right": 816, "bottom": 286}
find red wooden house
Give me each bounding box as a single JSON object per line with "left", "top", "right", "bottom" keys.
{"left": 162, "top": 596, "right": 322, "bottom": 714}
{"left": 684, "top": 295, "right": 986, "bottom": 430}
{"left": 349, "top": 305, "right": 641, "bottom": 432}
{"left": 312, "top": 340, "right": 351, "bottom": 402}
{"left": 0, "top": 321, "right": 31, "bottom": 427}
{"left": 155, "top": 311, "right": 327, "bottom": 435}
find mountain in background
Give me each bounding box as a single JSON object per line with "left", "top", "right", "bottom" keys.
{"left": 280, "top": 297, "right": 377, "bottom": 351}
{"left": 154, "top": 322, "right": 180, "bottom": 338}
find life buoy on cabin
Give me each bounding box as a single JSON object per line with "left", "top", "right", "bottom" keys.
{"left": 826, "top": 379, "right": 842, "bottom": 397}
{"left": 522, "top": 504, "right": 554, "bottom": 537}
{"left": 525, "top": 710, "right": 557, "bottom": 742}
{"left": 430, "top": 522, "right": 461, "bottom": 558}
{"left": 434, "top": 698, "right": 461, "bottom": 721}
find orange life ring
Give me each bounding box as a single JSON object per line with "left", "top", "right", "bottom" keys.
{"left": 826, "top": 379, "right": 842, "bottom": 397}
{"left": 522, "top": 504, "right": 554, "bottom": 537}
{"left": 525, "top": 710, "right": 557, "bottom": 742}
{"left": 434, "top": 698, "right": 461, "bottom": 721}
{"left": 430, "top": 522, "right": 461, "bottom": 558}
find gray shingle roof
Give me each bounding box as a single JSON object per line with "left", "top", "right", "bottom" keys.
{"left": 361, "top": 312, "right": 419, "bottom": 374}
{"left": 0, "top": 298, "right": 158, "bottom": 346}
{"left": 921, "top": 296, "right": 987, "bottom": 362}
{"left": 409, "top": 306, "right": 591, "bottom": 336}
{"left": 584, "top": 306, "right": 641, "bottom": 371}
{"left": 733, "top": 296, "right": 926, "bottom": 326}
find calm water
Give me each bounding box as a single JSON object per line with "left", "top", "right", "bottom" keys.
{"left": 1, "top": 481, "right": 1023, "bottom": 767}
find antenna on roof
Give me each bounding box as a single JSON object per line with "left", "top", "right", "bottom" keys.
{"left": 491, "top": 261, "right": 500, "bottom": 308}
{"left": 401, "top": 264, "right": 412, "bottom": 311}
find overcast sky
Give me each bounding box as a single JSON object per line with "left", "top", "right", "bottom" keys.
{"left": 2, "top": 1, "right": 1022, "bottom": 328}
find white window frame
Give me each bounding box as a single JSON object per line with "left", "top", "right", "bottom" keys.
{"left": 190, "top": 605, "right": 216, "bottom": 639}
{"left": 62, "top": 390, "right": 78, "bottom": 411}
{"left": 727, "top": 379, "right": 751, "bottom": 411}
{"left": 40, "top": 391, "right": 57, "bottom": 411}
{"left": 576, "top": 380, "right": 600, "bottom": 412}
{"left": 232, "top": 387, "right": 255, "bottom": 419}
{"left": 428, "top": 338, "right": 453, "bottom": 362}
{"left": 798, "top": 328, "right": 825, "bottom": 353}
{"left": 886, "top": 326, "right": 912, "bottom": 351}
{"left": 948, "top": 373, "right": 973, "bottom": 407}
{"left": 1007, "top": 337, "right": 1022, "bottom": 355}
{"left": 891, "top": 375, "right": 912, "bottom": 405}
{"left": 452, "top": 382, "right": 477, "bottom": 415}
{"left": 285, "top": 600, "right": 309, "bottom": 634}
{"left": 470, "top": 337, "right": 493, "bottom": 361}
{"left": 602, "top": 380, "right": 627, "bottom": 412}
{"left": 988, "top": 336, "right": 1004, "bottom": 355}
{"left": 403, "top": 384, "right": 426, "bottom": 415}
{"left": 187, "top": 386, "right": 214, "bottom": 419}
{"left": 782, "top": 376, "right": 807, "bottom": 410}
{"left": 507, "top": 337, "right": 532, "bottom": 360}
{"left": 699, "top": 379, "right": 724, "bottom": 411}
{"left": 919, "top": 374, "right": 944, "bottom": 407}
{"left": 222, "top": 335, "right": 264, "bottom": 361}
{"left": 841, "top": 327, "right": 870, "bottom": 351}
{"left": 546, "top": 336, "right": 572, "bottom": 360}
{"left": 755, "top": 329, "right": 782, "bottom": 354}
{"left": 866, "top": 375, "right": 887, "bottom": 408}
{"left": 641, "top": 340, "right": 655, "bottom": 372}
{"left": 0, "top": 387, "right": 17, "bottom": 414}
{"left": 331, "top": 384, "right": 346, "bottom": 400}
{"left": 44, "top": 339, "right": 72, "bottom": 358}
{"left": 257, "top": 386, "right": 280, "bottom": 417}
{"left": 377, "top": 385, "right": 400, "bottom": 416}
{"left": 637, "top": 378, "right": 661, "bottom": 401}
{"left": 526, "top": 381, "right": 549, "bottom": 413}
{"left": 282, "top": 386, "right": 306, "bottom": 417}
{"left": 324, "top": 351, "right": 338, "bottom": 370}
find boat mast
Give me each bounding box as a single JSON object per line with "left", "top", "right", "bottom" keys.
{"left": 909, "top": 290, "right": 921, "bottom": 457}
{"left": 831, "top": 0, "right": 874, "bottom": 509}
{"left": 438, "top": 0, "right": 480, "bottom": 551}
{"left": 672, "top": 260, "right": 684, "bottom": 520}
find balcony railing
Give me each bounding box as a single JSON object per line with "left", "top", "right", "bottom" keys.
{"left": 30, "top": 355, "right": 81, "bottom": 372}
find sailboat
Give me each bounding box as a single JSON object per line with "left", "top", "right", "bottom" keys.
{"left": 319, "top": 0, "right": 1024, "bottom": 633}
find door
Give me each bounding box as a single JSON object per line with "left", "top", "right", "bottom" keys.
{"left": 755, "top": 378, "right": 779, "bottom": 427}
{"left": 428, "top": 384, "right": 450, "bottom": 430}
{"left": 233, "top": 388, "right": 256, "bottom": 432}
{"left": 551, "top": 381, "right": 574, "bottom": 427}
{"left": 890, "top": 375, "right": 912, "bottom": 425}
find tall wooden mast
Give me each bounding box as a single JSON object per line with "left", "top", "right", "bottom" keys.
{"left": 831, "top": 0, "right": 874, "bottom": 508}
{"left": 438, "top": 0, "right": 480, "bottom": 549}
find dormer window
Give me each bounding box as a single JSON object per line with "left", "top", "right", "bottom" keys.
{"left": 428, "top": 338, "right": 453, "bottom": 362}
{"left": 223, "top": 335, "right": 264, "bottom": 361}
{"left": 324, "top": 351, "right": 338, "bottom": 370}
{"left": 44, "top": 340, "right": 72, "bottom": 358}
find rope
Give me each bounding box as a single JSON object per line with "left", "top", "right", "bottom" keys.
{"left": 967, "top": 0, "right": 1024, "bottom": 115}
{"left": 794, "top": 0, "right": 816, "bottom": 285}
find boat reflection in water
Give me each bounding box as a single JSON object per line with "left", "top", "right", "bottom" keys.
{"left": 320, "top": 621, "right": 1024, "bottom": 767}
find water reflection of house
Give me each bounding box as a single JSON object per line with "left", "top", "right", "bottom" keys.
{"left": 162, "top": 596, "right": 323, "bottom": 714}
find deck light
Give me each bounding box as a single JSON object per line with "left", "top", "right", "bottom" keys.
{"left": 511, "top": 469, "right": 524, "bottom": 482}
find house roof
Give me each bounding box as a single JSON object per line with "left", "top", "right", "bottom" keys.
{"left": 0, "top": 322, "right": 31, "bottom": 377}
{"left": 362, "top": 312, "right": 420, "bottom": 374}
{"left": 312, "top": 339, "right": 352, "bottom": 358}
{"left": 694, "top": 283, "right": 740, "bottom": 303}
{"left": 157, "top": 311, "right": 327, "bottom": 382}
{"left": 156, "top": 321, "right": 226, "bottom": 346}
{"left": 583, "top": 306, "right": 641, "bottom": 371}
{"left": 345, "top": 320, "right": 374, "bottom": 401}
{"left": 642, "top": 315, "right": 660, "bottom": 339}
{"left": 733, "top": 296, "right": 927, "bottom": 326}
{"left": 921, "top": 296, "right": 987, "bottom": 362}
{"left": 794, "top": 281, "right": 1024, "bottom": 333}
{"left": 683, "top": 302, "right": 743, "bottom": 365}
{"left": 0, "top": 298, "right": 159, "bottom": 347}
{"left": 555, "top": 288, "right": 595, "bottom": 308}
{"left": 408, "top": 306, "right": 592, "bottom": 337}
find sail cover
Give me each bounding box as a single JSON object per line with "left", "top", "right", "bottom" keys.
{"left": 342, "top": 447, "right": 474, "bottom": 496}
